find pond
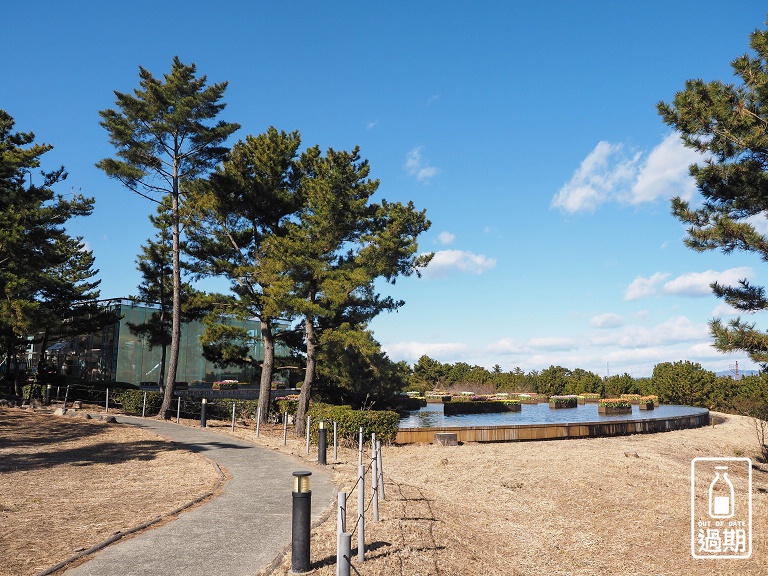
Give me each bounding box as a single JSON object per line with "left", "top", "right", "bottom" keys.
{"left": 399, "top": 401, "right": 708, "bottom": 429}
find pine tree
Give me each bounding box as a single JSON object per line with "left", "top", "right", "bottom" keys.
{"left": 658, "top": 22, "right": 768, "bottom": 368}
{"left": 98, "top": 58, "right": 239, "bottom": 418}
{"left": 187, "top": 127, "right": 302, "bottom": 423}
{"left": 270, "top": 145, "right": 432, "bottom": 436}
{"left": 0, "top": 110, "right": 96, "bottom": 394}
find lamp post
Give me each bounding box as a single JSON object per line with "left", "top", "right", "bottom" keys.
{"left": 200, "top": 398, "right": 208, "bottom": 428}
{"left": 292, "top": 471, "right": 312, "bottom": 573}
{"left": 318, "top": 420, "right": 327, "bottom": 465}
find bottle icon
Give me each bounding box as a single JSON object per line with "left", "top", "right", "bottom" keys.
{"left": 709, "top": 465, "right": 735, "bottom": 518}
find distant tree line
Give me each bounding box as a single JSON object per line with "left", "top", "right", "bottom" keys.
{"left": 408, "top": 355, "right": 768, "bottom": 414}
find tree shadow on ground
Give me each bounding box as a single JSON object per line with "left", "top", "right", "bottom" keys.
{"left": 0, "top": 439, "right": 181, "bottom": 473}
{"left": 0, "top": 408, "right": 111, "bottom": 450}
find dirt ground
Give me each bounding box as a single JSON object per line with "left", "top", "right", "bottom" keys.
{"left": 2, "top": 406, "right": 766, "bottom": 576}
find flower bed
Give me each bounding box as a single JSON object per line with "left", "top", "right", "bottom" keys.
{"left": 598, "top": 398, "right": 632, "bottom": 415}
{"left": 517, "top": 393, "right": 539, "bottom": 405}
{"left": 443, "top": 399, "right": 522, "bottom": 415}
{"left": 620, "top": 394, "right": 642, "bottom": 405}
{"left": 549, "top": 395, "right": 578, "bottom": 409}
{"left": 212, "top": 380, "right": 240, "bottom": 390}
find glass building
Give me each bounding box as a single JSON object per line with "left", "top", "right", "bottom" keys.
{"left": 41, "top": 299, "right": 292, "bottom": 386}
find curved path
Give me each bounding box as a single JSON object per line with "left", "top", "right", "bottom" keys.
{"left": 65, "top": 416, "right": 336, "bottom": 576}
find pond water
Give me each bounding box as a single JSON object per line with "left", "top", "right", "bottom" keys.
{"left": 398, "top": 401, "right": 708, "bottom": 429}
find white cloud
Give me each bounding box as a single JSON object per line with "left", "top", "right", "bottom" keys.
{"left": 382, "top": 341, "right": 469, "bottom": 362}
{"left": 662, "top": 267, "right": 752, "bottom": 298}
{"left": 366, "top": 120, "right": 379, "bottom": 130}
{"left": 420, "top": 249, "right": 496, "bottom": 278}
{"left": 630, "top": 133, "right": 700, "bottom": 204}
{"left": 527, "top": 337, "right": 579, "bottom": 351}
{"left": 590, "top": 313, "right": 624, "bottom": 329}
{"left": 591, "top": 316, "right": 708, "bottom": 349}
{"left": 405, "top": 147, "right": 438, "bottom": 182}
{"left": 624, "top": 268, "right": 752, "bottom": 301}
{"left": 712, "top": 302, "right": 741, "bottom": 317}
{"left": 437, "top": 231, "right": 456, "bottom": 245}
{"left": 551, "top": 141, "right": 637, "bottom": 212}
{"left": 624, "top": 272, "right": 670, "bottom": 301}
{"left": 552, "top": 134, "right": 704, "bottom": 213}
{"left": 488, "top": 336, "right": 578, "bottom": 355}
{"left": 744, "top": 213, "right": 768, "bottom": 235}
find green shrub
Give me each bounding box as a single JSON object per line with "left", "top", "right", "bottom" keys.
{"left": 275, "top": 395, "right": 300, "bottom": 417}
{"left": 115, "top": 389, "right": 162, "bottom": 414}
{"left": 307, "top": 403, "right": 400, "bottom": 445}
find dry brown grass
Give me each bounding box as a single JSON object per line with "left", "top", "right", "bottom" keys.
{"left": 2, "top": 406, "right": 767, "bottom": 576}
{"left": 0, "top": 408, "right": 221, "bottom": 576}
{"left": 251, "top": 412, "right": 768, "bottom": 576}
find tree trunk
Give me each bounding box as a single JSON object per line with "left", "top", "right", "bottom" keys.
{"left": 295, "top": 314, "right": 317, "bottom": 437}
{"left": 159, "top": 180, "right": 181, "bottom": 420}
{"left": 257, "top": 318, "right": 275, "bottom": 424}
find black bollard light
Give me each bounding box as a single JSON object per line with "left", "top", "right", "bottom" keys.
{"left": 45, "top": 384, "right": 51, "bottom": 406}
{"left": 200, "top": 398, "right": 208, "bottom": 428}
{"left": 318, "top": 420, "right": 327, "bottom": 465}
{"left": 292, "top": 471, "right": 312, "bottom": 573}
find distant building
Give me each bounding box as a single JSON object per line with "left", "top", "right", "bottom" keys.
{"left": 37, "top": 299, "right": 292, "bottom": 386}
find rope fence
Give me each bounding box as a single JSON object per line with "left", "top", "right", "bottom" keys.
{"left": 331, "top": 429, "right": 385, "bottom": 575}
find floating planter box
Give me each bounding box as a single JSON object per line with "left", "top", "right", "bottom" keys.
{"left": 638, "top": 396, "right": 655, "bottom": 410}
{"left": 620, "top": 394, "right": 642, "bottom": 405}
{"left": 598, "top": 398, "right": 632, "bottom": 414}
{"left": 443, "top": 400, "right": 522, "bottom": 415}
{"left": 517, "top": 393, "right": 539, "bottom": 404}
{"left": 549, "top": 395, "right": 578, "bottom": 409}
{"left": 581, "top": 393, "right": 601, "bottom": 404}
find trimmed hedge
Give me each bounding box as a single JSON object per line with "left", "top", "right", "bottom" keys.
{"left": 307, "top": 403, "right": 400, "bottom": 445}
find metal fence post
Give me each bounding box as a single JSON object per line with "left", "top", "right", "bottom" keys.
{"left": 142, "top": 391, "right": 147, "bottom": 418}
{"left": 333, "top": 421, "right": 338, "bottom": 462}
{"left": 357, "top": 464, "right": 365, "bottom": 562}
{"left": 256, "top": 405, "right": 262, "bottom": 438}
{"left": 337, "top": 491, "right": 346, "bottom": 534}
{"left": 337, "top": 532, "right": 352, "bottom": 576}
{"left": 176, "top": 396, "right": 181, "bottom": 423}
{"left": 371, "top": 443, "right": 379, "bottom": 522}
{"left": 376, "top": 440, "right": 385, "bottom": 501}
{"left": 283, "top": 412, "right": 288, "bottom": 445}
{"left": 231, "top": 402, "right": 236, "bottom": 432}
{"left": 358, "top": 427, "right": 363, "bottom": 466}
{"left": 306, "top": 415, "right": 311, "bottom": 454}
{"left": 105, "top": 388, "right": 109, "bottom": 413}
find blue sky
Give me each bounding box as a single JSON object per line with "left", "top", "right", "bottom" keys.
{"left": 4, "top": 1, "right": 768, "bottom": 376}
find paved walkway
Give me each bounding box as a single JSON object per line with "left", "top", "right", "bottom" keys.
{"left": 65, "top": 416, "right": 336, "bottom": 576}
